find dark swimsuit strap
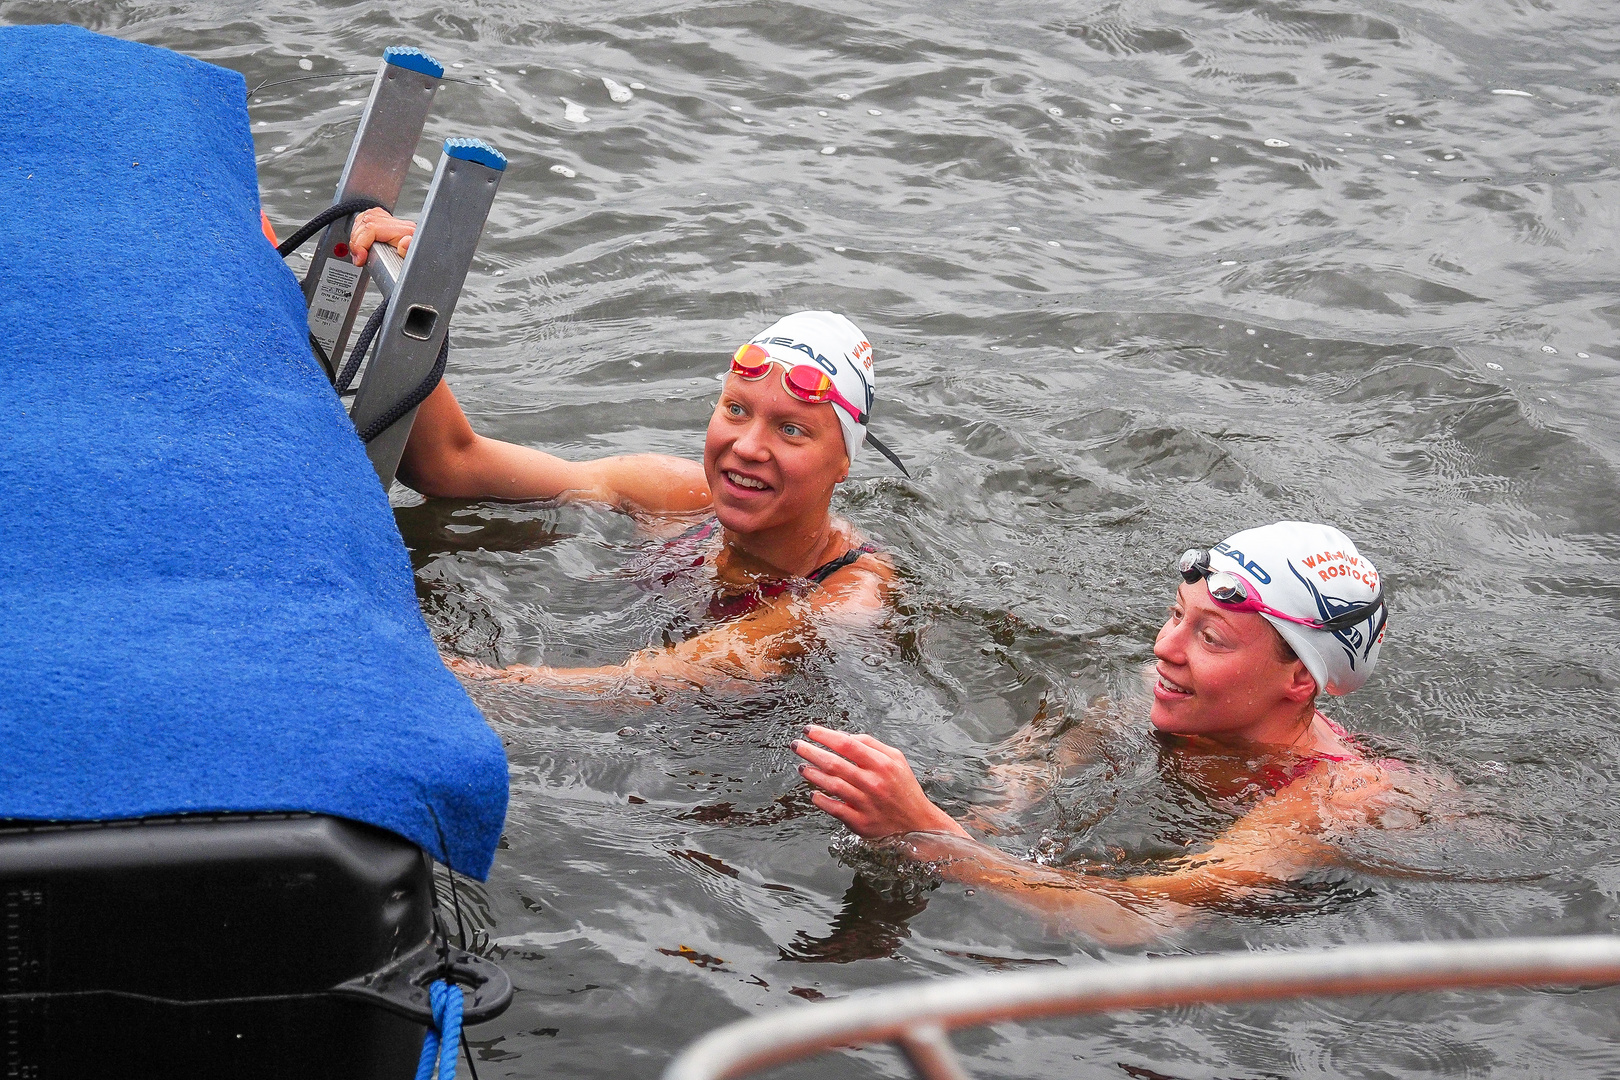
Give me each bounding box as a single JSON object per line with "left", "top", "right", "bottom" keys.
{"left": 678, "top": 518, "right": 876, "bottom": 621}
{"left": 679, "top": 517, "right": 875, "bottom": 584}
{"left": 805, "top": 542, "right": 879, "bottom": 585}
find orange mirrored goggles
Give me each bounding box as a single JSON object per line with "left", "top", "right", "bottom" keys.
{"left": 725, "top": 343, "right": 910, "bottom": 477}
{"left": 729, "top": 343, "right": 869, "bottom": 425}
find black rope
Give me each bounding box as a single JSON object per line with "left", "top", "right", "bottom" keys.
{"left": 275, "top": 197, "right": 386, "bottom": 258}
{"left": 334, "top": 303, "right": 449, "bottom": 440}
{"left": 275, "top": 198, "right": 447, "bottom": 441}
{"left": 336, "top": 304, "right": 386, "bottom": 394}
{"left": 426, "top": 806, "right": 471, "bottom": 953}
{"left": 352, "top": 332, "right": 448, "bottom": 443}
{"left": 309, "top": 332, "right": 336, "bottom": 384}
{"left": 277, "top": 199, "right": 383, "bottom": 383}
{"left": 424, "top": 804, "right": 482, "bottom": 1077}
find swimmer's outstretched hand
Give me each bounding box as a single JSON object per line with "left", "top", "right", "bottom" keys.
{"left": 794, "top": 725, "right": 970, "bottom": 841}
{"left": 347, "top": 208, "right": 415, "bottom": 266}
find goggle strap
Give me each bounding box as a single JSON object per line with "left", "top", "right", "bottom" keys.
{"left": 864, "top": 431, "right": 910, "bottom": 478}
{"left": 1314, "top": 587, "right": 1386, "bottom": 632}
{"left": 1185, "top": 547, "right": 1386, "bottom": 632}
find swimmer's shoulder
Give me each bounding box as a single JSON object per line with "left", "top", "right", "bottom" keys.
{"left": 1312, "top": 713, "right": 1447, "bottom": 794}
{"left": 788, "top": 520, "right": 892, "bottom": 617}
{"left": 811, "top": 559, "right": 890, "bottom": 617}
{"left": 826, "top": 519, "right": 897, "bottom": 585}
{"left": 1286, "top": 748, "right": 1449, "bottom": 829}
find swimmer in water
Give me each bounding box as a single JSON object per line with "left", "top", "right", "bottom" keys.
{"left": 333, "top": 212, "right": 903, "bottom": 692}
{"left": 794, "top": 521, "right": 1406, "bottom": 944}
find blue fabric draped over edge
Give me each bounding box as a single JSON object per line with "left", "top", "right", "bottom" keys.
{"left": 0, "top": 24, "right": 510, "bottom": 880}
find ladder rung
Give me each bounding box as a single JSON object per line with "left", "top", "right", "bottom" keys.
{"left": 368, "top": 244, "right": 403, "bottom": 302}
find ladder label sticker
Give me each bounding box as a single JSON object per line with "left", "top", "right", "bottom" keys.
{"left": 308, "top": 258, "right": 365, "bottom": 357}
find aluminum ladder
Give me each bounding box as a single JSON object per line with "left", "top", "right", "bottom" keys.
{"left": 296, "top": 46, "right": 505, "bottom": 489}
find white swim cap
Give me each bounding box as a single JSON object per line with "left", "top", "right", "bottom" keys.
{"left": 1206, "top": 521, "right": 1387, "bottom": 696}
{"left": 742, "top": 311, "right": 874, "bottom": 464}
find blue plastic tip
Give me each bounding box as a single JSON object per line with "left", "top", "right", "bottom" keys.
{"left": 444, "top": 138, "right": 507, "bottom": 172}
{"left": 383, "top": 47, "right": 444, "bottom": 80}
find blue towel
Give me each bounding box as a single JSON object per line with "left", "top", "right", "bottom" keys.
{"left": 0, "top": 25, "right": 509, "bottom": 879}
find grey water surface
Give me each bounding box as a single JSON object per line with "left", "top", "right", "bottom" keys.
{"left": 9, "top": 0, "right": 1620, "bottom": 1074}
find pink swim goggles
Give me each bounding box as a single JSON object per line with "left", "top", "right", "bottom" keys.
{"left": 1178, "top": 548, "right": 1384, "bottom": 632}
{"left": 727, "top": 342, "right": 911, "bottom": 477}
{"left": 730, "top": 343, "right": 868, "bottom": 425}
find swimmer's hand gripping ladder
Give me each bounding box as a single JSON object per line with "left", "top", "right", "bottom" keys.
{"left": 293, "top": 47, "right": 505, "bottom": 490}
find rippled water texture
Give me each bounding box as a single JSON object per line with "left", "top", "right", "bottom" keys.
{"left": 10, "top": 0, "right": 1620, "bottom": 1074}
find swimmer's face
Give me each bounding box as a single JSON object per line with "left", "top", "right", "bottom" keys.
{"left": 1149, "top": 582, "right": 1318, "bottom": 743}
{"left": 704, "top": 372, "right": 850, "bottom": 537}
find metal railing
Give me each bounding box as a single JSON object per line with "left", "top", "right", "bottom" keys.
{"left": 663, "top": 936, "right": 1620, "bottom": 1080}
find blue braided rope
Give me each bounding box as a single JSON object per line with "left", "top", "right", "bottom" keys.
{"left": 413, "top": 979, "right": 465, "bottom": 1080}
{"left": 437, "top": 981, "right": 464, "bottom": 1079}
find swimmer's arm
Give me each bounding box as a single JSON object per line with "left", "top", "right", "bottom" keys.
{"left": 898, "top": 782, "right": 1341, "bottom": 924}
{"left": 797, "top": 729, "right": 1350, "bottom": 942}
{"left": 322, "top": 211, "right": 708, "bottom": 512}
{"left": 789, "top": 728, "right": 1169, "bottom": 943}
{"left": 964, "top": 698, "right": 1114, "bottom": 833}
{"left": 398, "top": 379, "right": 712, "bottom": 513}
{"left": 448, "top": 564, "right": 885, "bottom": 693}
{"left": 878, "top": 832, "right": 1183, "bottom": 945}
{"left": 446, "top": 600, "right": 799, "bottom": 692}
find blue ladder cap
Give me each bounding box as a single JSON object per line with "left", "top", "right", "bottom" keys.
{"left": 383, "top": 47, "right": 444, "bottom": 80}
{"left": 444, "top": 138, "right": 507, "bottom": 172}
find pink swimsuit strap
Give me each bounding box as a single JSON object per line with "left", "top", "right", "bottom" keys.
{"left": 1257, "top": 713, "right": 1360, "bottom": 791}
{"left": 1314, "top": 713, "right": 1358, "bottom": 761}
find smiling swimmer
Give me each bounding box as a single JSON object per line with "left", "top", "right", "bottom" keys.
{"left": 398, "top": 302, "right": 903, "bottom": 693}
{"left": 794, "top": 521, "right": 1415, "bottom": 944}
{"left": 258, "top": 209, "right": 904, "bottom": 693}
